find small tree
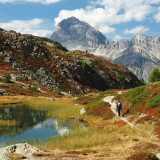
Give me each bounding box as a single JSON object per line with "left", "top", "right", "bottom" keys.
{"left": 31, "top": 83, "right": 38, "bottom": 90}
{"left": 149, "top": 67, "right": 160, "bottom": 83}
{"left": 24, "top": 75, "right": 28, "bottom": 81}
{"left": 81, "top": 62, "right": 86, "bottom": 70}
{"left": 56, "top": 88, "right": 62, "bottom": 95}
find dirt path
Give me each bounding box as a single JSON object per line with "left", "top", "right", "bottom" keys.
{"left": 103, "top": 96, "right": 160, "bottom": 159}
{"left": 103, "top": 96, "right": 134, "bottom": 127}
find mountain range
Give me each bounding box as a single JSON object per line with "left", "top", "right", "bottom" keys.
{"left": 51, "top": 17, "right": 160, "bottom": 82}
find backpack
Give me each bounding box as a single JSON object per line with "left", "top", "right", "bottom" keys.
{"left": 117, "top": 102, "right": 122, "bottom": 109}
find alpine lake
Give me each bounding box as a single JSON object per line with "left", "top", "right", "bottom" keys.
{"left": 0, "top": 104, "right": 84, "bottom": 147}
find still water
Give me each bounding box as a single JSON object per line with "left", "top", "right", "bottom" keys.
{"left": 0, "top": 105, "right": 71, "bottom": 145}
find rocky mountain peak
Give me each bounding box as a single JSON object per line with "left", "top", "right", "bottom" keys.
{"left": 131, "top": 34, "right": 160, "bottom": 46}
{"left": 58, "top": 16, "right": 81, "bottom": 27}
{"left": 51, "top": 17, "right": 109, "bottom": 52}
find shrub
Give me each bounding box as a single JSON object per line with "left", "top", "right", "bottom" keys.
{"left": 3, "top": 74, "right": 11, "bottom": 83}
{"left": 31, "top": 83, "right": 38, "bottom": 90}
{"left": 146, "top": 94, "right": 160, "bottom": 109}
{"left": 81, "top": 62, "right": 86, "bottom": 70}
{"left": 126, "top": 152, "right": 158, "bottom": 160}
{"left": 149, "top": 67, "right": 160, "bottom": 83}
{"left": 24, "top": 75, "right": 28, "bottom": 81}
{"left": 125, "top": 86, "right": 147, "bottom": 106}
{"left": 56, "top": 89, "right": 61, "bottom": 95}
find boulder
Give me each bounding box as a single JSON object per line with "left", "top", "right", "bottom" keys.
{"left": 0, "top": 89, "right": 6, "bottom": 95}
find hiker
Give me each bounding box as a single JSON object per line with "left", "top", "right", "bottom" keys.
{"left": 117, "top": 101, "right": 122, "bottom": 117}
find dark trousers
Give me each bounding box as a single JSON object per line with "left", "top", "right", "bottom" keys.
{"left": 117, "top": 108, "right": 121, "bottom": 117}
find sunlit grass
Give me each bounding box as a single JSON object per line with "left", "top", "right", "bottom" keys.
{"left": 0, "top": 96, "right": 23, "bottom": 107}
{"left": 22, "top": 97, "right": 84, "bottom": 120}
{"left": 45, "top": 126, "right": 118, "bottom": 150}
{"left": 0, "top": 119, "right": 17, "bottom": 126}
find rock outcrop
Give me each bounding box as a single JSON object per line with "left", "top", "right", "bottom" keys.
{"left": 51, "top": 17, "right": 160, "bottom": 82}
{"left": 0, "top": 143, "right": 42, "bottom": 160}
{"left": 0, "top": 28, "right": 4, "bottom": 31}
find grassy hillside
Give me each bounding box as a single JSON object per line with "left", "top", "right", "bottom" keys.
{"left": 115, "top": 82, "right": 160, "bottom": 139}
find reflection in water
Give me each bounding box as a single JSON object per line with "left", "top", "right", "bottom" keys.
{"left": 0, "top": 106, "right": 70, "bottom": 145}
{"left": 0, "top": 105, "right": 47, "bottom": 138}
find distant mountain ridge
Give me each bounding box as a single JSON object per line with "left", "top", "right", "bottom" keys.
{"left": 51, "top": 17, "right": 160, "bottom": 82}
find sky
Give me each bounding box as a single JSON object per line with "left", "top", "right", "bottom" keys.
{"left": 0, "top": 0, "right": 160, "bottom": 42}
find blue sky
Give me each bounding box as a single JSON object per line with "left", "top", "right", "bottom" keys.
{"left": 0, "top": 0, "right": 160, "bottom": 41}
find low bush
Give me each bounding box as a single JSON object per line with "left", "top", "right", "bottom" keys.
{"left": 3, "top": 74, "right": 12, "bottom": 83}
{"left": 146, "top": 94, "right": 160, "bottom": 109}
{"left": 126, "top": 152, "right": 158, "bottom": 160}
{"left": 31, "top": 83, "right": 38, "bottom": 90}
{"left": 124, "top": 86, "right": 147, "bottom": 107}
{"left": 24, "top": 75, "right": 28, "bottom": 81}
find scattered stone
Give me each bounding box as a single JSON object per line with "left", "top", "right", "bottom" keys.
{"left": 118, "top": 91, "right": 122, "bottom": 94}
{"left": 126, "top": 136, "right": 130, "bottom": 140}
{"left": 50, "top": 98, "right": 55, "bottom": 101}
{"left": 132, "top": 138, "right": 139, "bottom": 141}
{"left": 0, "top": 89, "right": 6, "bottom": 95}
{"left": 70, "top": 116, "right": 75, "bottom": 119}
{"left": 79, "top": 118, "right": 87, "bottom": 123}
{"left": 139, "top": 113, "right": 147, "bottom": 118}
{"left": 80, "top": 108, "right": 86, "bottom": 115}
{"left": 152, "top": 121, "right": 157, "bottom": 125}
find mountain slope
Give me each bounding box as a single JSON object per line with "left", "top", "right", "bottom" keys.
{"left": 0, "top": 29, "right": 142, "bottom": 95}
{"left": 51, "top": 17, "right": 160, "bottom": 82}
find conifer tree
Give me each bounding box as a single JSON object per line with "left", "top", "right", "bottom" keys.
{"left": 149, "top": 67, "right": 160, "bottom": 83}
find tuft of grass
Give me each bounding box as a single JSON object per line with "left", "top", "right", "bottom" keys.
{"left": 6, "top": 153, "right": 26, "bottom": 160}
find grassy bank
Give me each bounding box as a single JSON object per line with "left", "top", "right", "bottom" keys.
{"left": 22, "top": 97, "right": 83, "bottom": 121}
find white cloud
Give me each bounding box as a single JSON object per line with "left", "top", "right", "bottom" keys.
{"left": 0, "top": 19, "right": 52, "bottom": 37}
{"left": 99, "top": 25, "right": 115, "bottom": 34}
{"left": 154, "top": 7, "right": 160, "bottom": 22}
{"left": 113, "top": 35, "right": 122, "bottom": 42}
{"left": 55, "top": 0, "right": 160, "bottom": 35}
{"left": 124, "top": 26, "right": 149, "bottom": 35}
{"left": 0, "top": 0, "right": 61, "bottom": 4}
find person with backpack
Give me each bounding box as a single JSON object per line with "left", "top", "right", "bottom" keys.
{"left": 117, "top": 101, "right": 122, "bottom": 117}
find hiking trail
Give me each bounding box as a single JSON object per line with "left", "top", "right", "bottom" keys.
{"left": 103, "top": 96, "right": 134, "bottom": 127}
